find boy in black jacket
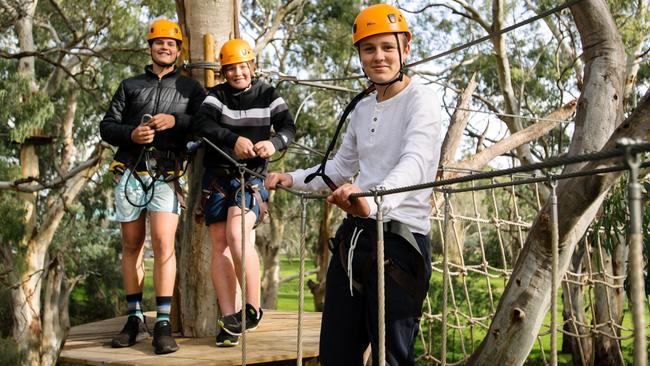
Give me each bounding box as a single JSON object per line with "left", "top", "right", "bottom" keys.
{"left": 100, "top": 18, "right": 205, "bottom": 355}
{"left": 192, "top": 38, "right": 295, "bottom": 347}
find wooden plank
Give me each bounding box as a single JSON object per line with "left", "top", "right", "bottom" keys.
{"left": 60, "top": 310, "right": 321, "bottom": 366}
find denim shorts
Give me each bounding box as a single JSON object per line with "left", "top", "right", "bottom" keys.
{"left": 113, "top": 169, "right": 182, "bottom": 222}
{"left": 202, "top": 169, "right": 268, "bottom": 226}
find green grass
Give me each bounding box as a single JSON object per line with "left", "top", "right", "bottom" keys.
{"left": 277, "top": 256, "right": 318, "bottom": 312}
{"left": 417, "top": 262, "right": 649, "bottom": 365}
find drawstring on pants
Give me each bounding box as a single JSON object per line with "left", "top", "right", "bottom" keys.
{"left": 347, "top": 226, "right": 364, "bottom": 296}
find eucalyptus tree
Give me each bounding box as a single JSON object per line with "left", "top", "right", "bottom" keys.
{"left": 0, "top": 0, "right": 175, "bottom": 364}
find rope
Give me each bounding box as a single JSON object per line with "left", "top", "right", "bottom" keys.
{"left": 373, "top": 188, "right": 387, "bottom": 366}
{"left": 239, "top": 168, "right": 248, "bottom": 366}
{"left": 297, "top": 197, "right": 307, "bottom": 366}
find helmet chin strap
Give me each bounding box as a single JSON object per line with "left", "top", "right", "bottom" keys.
{"left": 362, "top": 33, "right": 406, "bottom": 88}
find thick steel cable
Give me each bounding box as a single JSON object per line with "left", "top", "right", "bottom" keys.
{"left": 349, "top": 144, "right": 650, "bottom": 198}
{"left": 373, "top": 187, "right": 387, "bottom": 366}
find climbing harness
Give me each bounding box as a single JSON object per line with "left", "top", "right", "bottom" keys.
{"left": 197, "top": 138, "right": 269, "bottom": 226}
{"left": 330, "top": 216, "right": 428, "bottom": 316}
{"left": 111, "top": 114, "right": 192, "bottom": 209}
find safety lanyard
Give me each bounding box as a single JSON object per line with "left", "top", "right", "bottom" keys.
{"left": 304, "top": 84, "right": 376, "bottom": 190}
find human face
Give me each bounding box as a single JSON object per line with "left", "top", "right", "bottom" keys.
{"left": 223, "top": 62, "right": 253, "bottom": 90}
{"left": 150, "top": 38, "right": 180, "bottom": 67}
{"left": 358, "top": 33, "right": 409, "bottom": 84}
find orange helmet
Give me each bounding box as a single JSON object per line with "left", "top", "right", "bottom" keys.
{"left": 220, "top": 39, "right": 255, "bottom": 66}
{"left": 147, "top": 19, "right": 183, "bottom": 44}
{"left": 352, "top": 4, "right": 410, "bottom": 45}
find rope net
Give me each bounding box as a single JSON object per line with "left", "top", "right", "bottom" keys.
{"left": 418, "top": 168, "right": 649, "bottom": 365}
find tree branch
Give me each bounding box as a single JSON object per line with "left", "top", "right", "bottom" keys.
{"left": 253, "top": 0, "right": 304, "bottom": 54}
{"left": 46, "top": 0, "right": 77, "bottom": 39}
{"left": 450, "top": 0, "right": 491, "bottom": 32}
{"left": 452, "top": 100, "right": 577, "bottom": 172}
{"left": 0, "top": 142, "right": 108, "bottom": 192}
{"left": 440, "top": 72, "right": 478, "bottom": 166}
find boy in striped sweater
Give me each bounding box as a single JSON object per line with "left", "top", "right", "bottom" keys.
{"left": 192, "top": 38, "right": 295, "bottom": 347}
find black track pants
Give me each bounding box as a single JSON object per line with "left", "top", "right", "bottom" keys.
{"left": 319, "top": 223, "right": 432, "bottom": 366}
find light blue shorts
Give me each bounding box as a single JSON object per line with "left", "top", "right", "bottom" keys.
{"left": 113, "top": 170, "right": 183, "bottom": 222}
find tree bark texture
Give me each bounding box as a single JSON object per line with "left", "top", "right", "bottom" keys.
{"left": 439, "top": 73, "right": 477, "bottom": 167}
{"left": 467, "top": 1, "right": 630, "bottom": 364}
{"left": 260, "top": 190, "right": 285, "bottom": 309}
{"left": 175, "top": 0, "right": 234, "bottom": 337}
{"left": 12, "top": 145, "right": 105, "bottom": 366}
{"left": 561, "top": 243, "right": 592, "bottom": 366}
{"left": 592, "top": 233, "right": 627, "bottom": 366}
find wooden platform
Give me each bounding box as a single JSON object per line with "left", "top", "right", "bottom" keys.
{"left": 60, "top": 310, "right": 321, "bottom": 366}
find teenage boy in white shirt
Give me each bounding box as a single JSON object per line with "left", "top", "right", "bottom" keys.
{"left": 265, "top": 4, "right": 442, "bottom": 365}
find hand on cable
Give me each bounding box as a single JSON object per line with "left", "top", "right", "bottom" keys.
{"left": 326, "top": 183, "right": 370, "bottom": 217}
{"left": 265, "top": 173, "right": 293, "bottom": 190}
{"left": 131, "top": 124, "right": 155, "bottom": 144}
{"left": 147, "top": 113, "right": 176, "bottom": 132}
{"left": 234, "top": 136, "right": 256, "bottom": 159}
{"left": 253, "top": 140, "right": 276, "bottom": 159}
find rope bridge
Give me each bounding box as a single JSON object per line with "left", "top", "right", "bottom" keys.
{"left": 205, "top": 139, "right": 649, "bottom": 366}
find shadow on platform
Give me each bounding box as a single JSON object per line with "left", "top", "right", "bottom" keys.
{"left": 60, "top": 310, "right": 321, "bottom": 365}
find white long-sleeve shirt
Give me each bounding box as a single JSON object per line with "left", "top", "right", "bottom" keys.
{"left": 289, "top": 80, "right": 442, "bottom": 234}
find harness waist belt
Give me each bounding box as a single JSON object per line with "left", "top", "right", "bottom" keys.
{"left": 346, "top": 215, "right": 422, "bottom": 258}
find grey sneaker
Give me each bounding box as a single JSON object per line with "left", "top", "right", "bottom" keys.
{"left": 215, "top": 330, "right": 239, "bottom": 347}
{"left": 111, "top": 315, "right": 150, "bottom": 348}
{"left": 152, "top": 320, "right": 179, "bottom": 354}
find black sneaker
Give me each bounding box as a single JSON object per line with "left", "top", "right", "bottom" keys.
{"left": 241, "top": 304, "right": 263, "bottom": 331}
{"left": 218, "top": 313, "right": 242, "bottom": 336}
{"left": 111, "top": 315, "right": 150, "bottom": 348}
{"left": 152, "top": 320, "right": 179, "bottom": 354}
{"left": 215, "top": 330, "right": 239, "bottom": 347}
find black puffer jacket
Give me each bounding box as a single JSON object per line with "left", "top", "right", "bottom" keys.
{"left": 100, "top": 65, "right": 206, "bottom": 165}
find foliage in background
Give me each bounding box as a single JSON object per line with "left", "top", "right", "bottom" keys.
{"left": 591, "top": 172, "right": 650, "bottom": 294}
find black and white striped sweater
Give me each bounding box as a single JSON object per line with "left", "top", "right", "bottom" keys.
{"left": 192, "top": 79, "right": 296, "bottom": 173}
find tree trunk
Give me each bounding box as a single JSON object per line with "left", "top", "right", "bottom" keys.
{"left": 175, "top": 0, "right": 234, "bottom": 336}
{"left": 467, "top": 1, "right": 629, "bottom": 364}
{"left": 12, "top": 145, "right": 105, "bottom": 366}
{"left": 592, "top": 233, "right": 627, "bottom": 366}
{"left": 439, "top": 73, "right": 477, "bottom": 167}
{"left": 561, "top": 242, "right": 592, "bottom": 366}
{"left": 309, "top": 201, "right": 333, "bottom": 312}
{"left": 260, "top": 190, "right": 286, "bottom": 309}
